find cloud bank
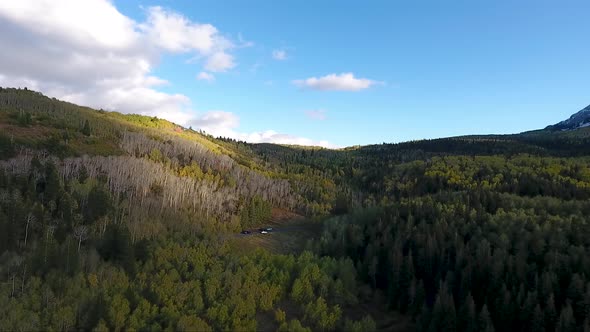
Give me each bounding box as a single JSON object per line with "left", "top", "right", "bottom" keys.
{"left": 0, "top": 0, "right": 333, "bottom": 148}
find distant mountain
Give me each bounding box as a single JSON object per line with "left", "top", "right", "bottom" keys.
{"left": 546, "top": 104, "right": 590, "bottom": 131}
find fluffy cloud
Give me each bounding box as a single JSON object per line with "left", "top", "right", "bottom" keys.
{"left": 0, "top": 0, "right": 333, "bottom": 148}
{"left": 197, "top": 72, "right": 215, "bottom": 81}
{"left": 192, "top": 111, "right": 239, "bottom": 133}
{"left": 304, "top": 109, "right": 327, "bottom": 120}
{"left": 293, "top": 72, "right": 377, "bottom": 91}
{"left": 272, "top": 49, "right": 287, "bottom": 60}
{"left": 204, "top": 52, "right": 235, "bottom": 72}
{"left": 140, "top": 6, "right": 235, "bottom": 72}
{"left": 0, "top": 1, "right": 234, "bottom": 116}
{"left": 141, "top": 7, "right": 222, "bottom": 53}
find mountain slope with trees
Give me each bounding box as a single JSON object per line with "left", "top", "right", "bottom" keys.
{"left": 1, "top": 87, "right": 590, "bottom": 331}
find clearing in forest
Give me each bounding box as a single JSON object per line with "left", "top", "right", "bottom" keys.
{"left": 230, "top": 208, "right": 322, "bottom": 254}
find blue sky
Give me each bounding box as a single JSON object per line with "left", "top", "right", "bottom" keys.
{"left": 1, "top": 1, "right": 589, "bottom": 147}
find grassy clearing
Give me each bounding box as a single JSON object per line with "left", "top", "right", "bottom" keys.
{"left": 229, "top": 209, "right": 321, "bottom": 255}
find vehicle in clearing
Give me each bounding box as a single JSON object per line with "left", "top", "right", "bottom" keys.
{"left": 265, "top": 227, "right": 273, "bottom": 232}
{"left": 260, "top": 230, "right": 268, "bottom": 234}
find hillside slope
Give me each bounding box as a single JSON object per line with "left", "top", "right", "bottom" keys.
{"left": 0, "top": 88, "right": 309, "bottom": 232}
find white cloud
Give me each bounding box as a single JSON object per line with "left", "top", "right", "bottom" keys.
{"left": 272, "top": 49, "right": 287, "bottom": 60}
{"left": 0, "top": 0, "right": 140, "bottom": 51}
{"left": 293, "top": 72, "right": 377, "bottom": 91}
{"left": 140, "top": 6, "right": 221, "bottom": 53}
{"left": 242, "top": 130, "right": 335, "bottom": 148}
{"left": 0, "top": 1, "right": 237, "bottom": 116}
{"left": 305, "top": 109, "right": 327, "bottom": 120}
{"left": 188, "top": 111, "right": 335, "bottom": 148}
{"left": 192, "top": 111, "right": 239, "bottom": 132}
{"left": 204, "top": 51, "right": 235, "bottom": 72}
{"left": 140, "top": 6, "right": 235, "bottom": 72}
{"left": 0, "top": 0, "right": 333, "bottom": 148}
{"left": 197, "top": 72, "right": 215, "bottom": 81}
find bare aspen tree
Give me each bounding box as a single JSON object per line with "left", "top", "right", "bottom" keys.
{"left": 7, "top": 254, "right": 23, "bottom": 298}
{"left": 21, "top": 263, "right": 26, "bottom": 294}
{"left": 0, "top": 189, "right": 9, "bottom": 204}
{"left": 23, "top": 212, "right": 36, "bottom": 247}
{"left": 74, "top": 225, "right": 89, "bottom": 252}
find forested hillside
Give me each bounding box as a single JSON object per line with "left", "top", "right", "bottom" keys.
{"left": 1, "top": 87, "right": 590, "bottom": 331}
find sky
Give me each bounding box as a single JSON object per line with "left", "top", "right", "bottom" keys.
{"left": 0, "top": 1, "right": 589, "bottom": 148}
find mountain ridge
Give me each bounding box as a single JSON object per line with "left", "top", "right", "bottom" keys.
{"left": 2, "top": 86, "right": 590, "bottom": 151}
{"left": 545, "top": 104, "right": 590, "bottom": 131}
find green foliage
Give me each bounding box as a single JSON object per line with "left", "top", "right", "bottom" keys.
{"left": 17, "top": 110, "right": 32, "bottom": 127}
{"left": 81, "top": 119, "right": 91, "bottom": 136}
{"left": 478, "top": 304, "right": 495, "bottom": 332}
{"left": 84, "top": 185, "right": 113, "bottom": 224}
{"left": 278, "top": 319, "right": 312, "bottom": 332}
{"left": 148, "top": 148, "right": 163, "bottom": 163}
{"left": 343, "top": 316, "right": 376, "bottom": 332}
{"left": 275, "top": 308, "right": 286, "bottom": 324}
{"left": 177, "top": 315, "right": 212, "bottom": 332}
{"left": 178, "top": 161, "right": 204, "bottom": 179}
{"left": 0, "top": 134, "right": 15, "bottom": 159}
{"left": 98, "top": 224, "right": 135, "bottom": 274}
{"left": 107, "top": 294, "right": 130, "bottom": 331}
{"left": 43, "top": 161, "right": 61, "bottom": 203}
{"left": 303, "top": 297, "right": 341, "bottom": 331}
{"left": 239, "top": 195, "right": 272, "bottom": 228}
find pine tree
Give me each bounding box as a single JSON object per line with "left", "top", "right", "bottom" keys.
{"left": 568, "top": 274, "right": 586, "bottom": 322}
{"left": 44, "top": 161, "right": 61, "bottom": 203}
{"left": 411, "top": 279, "right": 426, "bottom": 317}
{"left": 530, "top": 304, "right": 545, "bottom": 332}
{"left": 429, "top": 282, "right": 456, "bottom": 332}
{"left": 557, "top": 304, "right": 576, "bottom": 332}
{"left": 459, "top": 293, "right": 477, "bottom": 332}
{"left": 583, "top": 314, "right": 590, "bottom": 332}
{"left": 84, "top": 185, "right": 112, "bottom": 224}
{"left": 545, "top": 294, "right": 558, "bottom": 332}
{"left": 478, "top": 304, "right": 495, "bottom": 332}
{"left": 495, "top": 285, "right": 514, "bottom": 331}
{"left": 81, "top": 119, "right": 91, "bottom": 136}
{"left": 398, "top": 253, "right": 414, "bottom": 313}
{"left": 416, "top": 302, "right": 431, "bottom": 332}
